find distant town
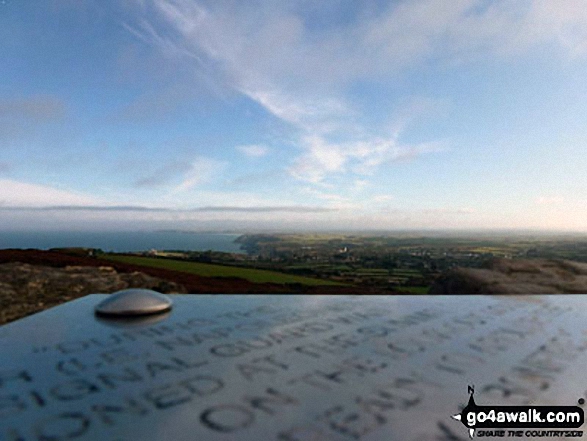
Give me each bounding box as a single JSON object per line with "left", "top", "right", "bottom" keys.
{"left": 117, "top": 233, "right": 587, "bottom": 294}
{"left": 3, "top": 232, "right": 587, "bottom": 324}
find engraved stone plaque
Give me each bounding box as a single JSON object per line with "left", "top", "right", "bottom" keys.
{"left": 1, "top": 294, "right": 587, "bottom": 440}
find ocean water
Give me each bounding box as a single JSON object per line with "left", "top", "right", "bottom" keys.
{"left": 0, "top": 231, "right": 245, "bottom": 253}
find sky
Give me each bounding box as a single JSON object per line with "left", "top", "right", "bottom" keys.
{"left": 1, "top": 0, "right": 587, "bottom": 231}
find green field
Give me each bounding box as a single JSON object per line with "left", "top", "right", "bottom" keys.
{"left": 399, "top": 286, "right": 431, "bottom": 294}
{"left": 391, "top": 269, "right": 421, "bottom": 275}
{"left": 104, "top": 255, "right": 342, "bottom": 286}
{"left": 355, "top": 269, "right": 389, "bottom": 275}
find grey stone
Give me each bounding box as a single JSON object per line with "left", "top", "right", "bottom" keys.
{"left": 1, "top": 294, "right": 586, "bottom": 440}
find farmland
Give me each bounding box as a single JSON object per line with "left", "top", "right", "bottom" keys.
{"left": 97, "top": 232, "right": 587, "bottom": 294}
{"left": 104, "top": 254, "right": 341, "bottom": 286}
{"left": 223, "top": 232, "right": 587, "bottom": 293}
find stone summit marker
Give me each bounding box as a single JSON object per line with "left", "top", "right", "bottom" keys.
{"left": 1, "top": 294, "right": 586, "bottom": 440}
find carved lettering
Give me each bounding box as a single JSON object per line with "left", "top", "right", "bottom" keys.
{"left": 49, "top": 379, "right": 100, "bottom": 401}
{"left": 34, "top": 412, "right": 90, "bottom": 440}
{"left": 91, "top": 398, "right": 148, "bottom": 426}
{"left": 179, "top": 375, "right": 224, "bottom": 396}
{"left": 200, "top": 405, "right": 255, "bottom": 433}
{"left": 244, "top": 388, "right": 298, "bottom": 415}
{"left": 143, "top": 383, "right": 193, "bottom": 409}
{"left": 0, "top": 394, "right": 27, "bottom": 418}
{"left": 0, "top": 370, "right": 32, "bottom": 388}
{"left": 97, "top": 368, "right": 143, "bottom": 389}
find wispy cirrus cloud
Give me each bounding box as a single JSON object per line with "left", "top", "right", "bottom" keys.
{"left": 127, "top": 0, "right": 587, "bottom": 200}
{"left": 134, "top": 161, "right": 192, "bottom": 188}
{"left": 172, "top": 156, "right": 226, "bottom": 192}
{"left": 0, "top": 179, "right": 99, "bottom": 207}
{"left": 127, "top": 0, "right": 453, "bottom": 186}
{"left": 236, "top": 144, "right": 270, "bottom": 158}
{"left": 134, "top": 0, "right": 587, "bottom": 93}
{"left": 290, "top": 135, "right": 444, "bottom": 183}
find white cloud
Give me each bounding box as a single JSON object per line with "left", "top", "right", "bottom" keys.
{"left": 140, "top": 0, "right": 587, "bottom": 86}
{"left": 299, "top": 185, "right": 396, "bottom": 212}
{"left": 301, "top": 186, "right": 353, "bottom": 205}
{"left": 289, "top": 135, "right": 347, "bottom": 183}
{"left": 236, "top": 144, "right": 270, "bottom": 158}
{"left": 131, "top": 0, "right": 499, "bottom": 188}
{"left": 134, "top": 161, "right": 193, "bottom": 187}
{"left": 0, "top": 179, "right": 100, "bottom": 207}
{"left": 371, "top": 194, "right": 394, "bottom": 204}
{"left": 511, "top": 0, "right": 587, "bottom": 56}
{"left": 290, "top": 135, "right": 443, "bottom": 183}
{"left": 160, "top": 187, "right": 299, "bottom": 211}
{"left": 172, "top": 157, "right": 226, "bottom": 192}
{"left": 131, "top": 0, "right": 587, "bottom": 191}
{"left": 242, "top": 88, "right": 350, "bottom": 134}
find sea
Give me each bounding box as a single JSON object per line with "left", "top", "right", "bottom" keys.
{"left": 0, "top": 231, "right": 245, "bottom": 253}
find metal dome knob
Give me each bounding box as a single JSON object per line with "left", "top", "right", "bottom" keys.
{"left": 95, "top": 289, "right": 173, "bottom": 317}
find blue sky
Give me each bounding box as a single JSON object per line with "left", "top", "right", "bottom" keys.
{"left": 1, "top": 0, "right": 586, "bottom": 231}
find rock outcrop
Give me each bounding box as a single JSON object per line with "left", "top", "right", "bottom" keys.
{"left": 430, "top": 258, "right": 587, "bottom": 294}
{"left": 0, "top": 262, "right": 186, "bottom": 325}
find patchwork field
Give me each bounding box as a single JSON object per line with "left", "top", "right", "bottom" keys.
{"left": 104, "top": 254, "right": 342, "bottom": 286}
